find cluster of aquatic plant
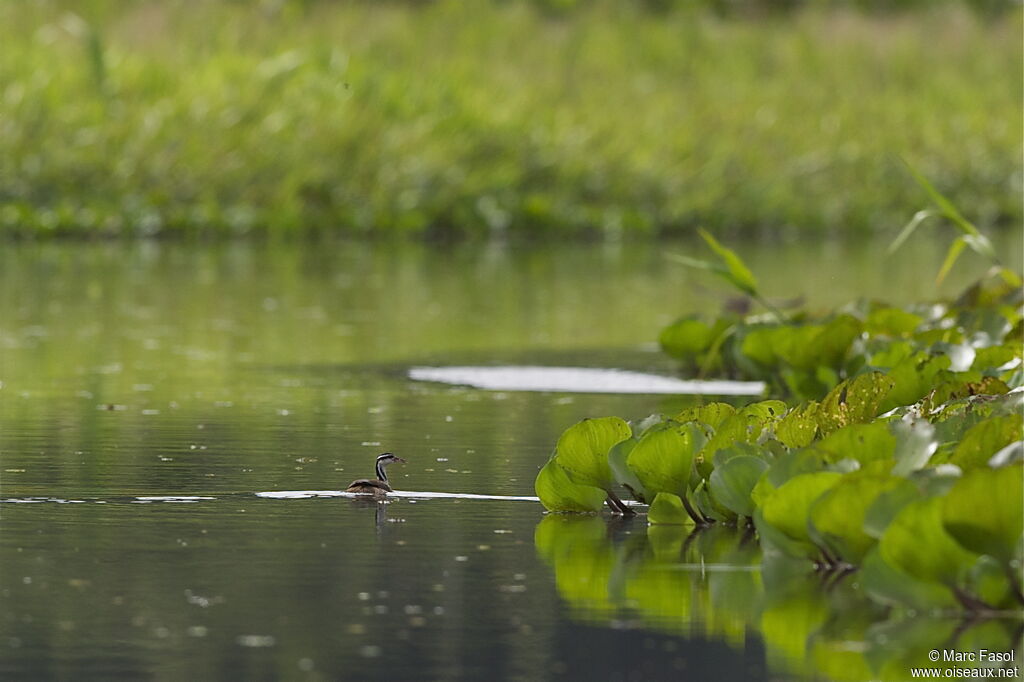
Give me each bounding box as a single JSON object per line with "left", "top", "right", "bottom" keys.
{"left": 536, "top": 377, "right": 1022, "bottom": 608}
{"left": 1, "top": 1, "right": 1020, "bottom": 237}
{"left": 536, "top": 189, "right": 1023, "bottom": 616}
{"left": 659, "top": 166, "right": 1022, "bottom": 401}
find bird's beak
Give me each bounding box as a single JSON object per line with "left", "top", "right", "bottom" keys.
{"left": 395, "top": 456, "right": 407, "bottom": 463}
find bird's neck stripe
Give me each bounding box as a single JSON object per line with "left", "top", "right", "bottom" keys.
{"left": 376, "top": 460, "right": 388, "bottom": 482}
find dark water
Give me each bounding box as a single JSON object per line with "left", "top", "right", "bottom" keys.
{"left": 2, "top": 237, "right": 1021, "bottom": 681}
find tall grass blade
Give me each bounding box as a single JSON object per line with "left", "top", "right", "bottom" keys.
{"left": 665, "top": 252, "right": 725, "bottom": 275}
{"left": 900, "top": 157, "right": 996, "bottom": 261}
{"left": 888, "top": 209, "right": 936, "bottom": 255}
{"left": 935, "top": 236, "right": 967, "bottom": 286}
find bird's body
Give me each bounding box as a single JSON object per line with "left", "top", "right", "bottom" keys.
{"left": 346, "top": 453, "right": 406, "bottom": 498}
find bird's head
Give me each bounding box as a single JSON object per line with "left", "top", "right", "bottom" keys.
{"left": 377, "top": 452, "right": 406, "bottom": 466}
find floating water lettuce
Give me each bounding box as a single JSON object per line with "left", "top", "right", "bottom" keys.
{"left": 553, "top": 416, "right": 631, "bottom": 488}
{"left": 535, "top": 458, "right": 606, "bottom": 513}
{"left": 540, "top": 413, "right": 634, "bottom": 509}
{"left": 708, "top": 455, "right": 768, "bottom": 518}
{"left": 693, "top": 479, "right": 737, "bottom": 523}
{"left": 659, "top": 316, "right": 716, "bottom": 360}
{"left": 816, "top": 372, "right": 894, "bottom": 434}
{"left": 607, "top": 438, "right": 653, "bottom": 503}
{"left": 941, "top": 463, "right": 1023, "bottom": 598}
{"left": 700, "top": 400, "right": 786, "bottom": 464}
{"left": 774, "top": 401, "right": 820, "bottom": 448}
{"left": 865, "top": 307, "right": 924, "bottom": 337}
{"left": 862, "top": 478, "right": 922, "bottom": 539}
{"left": 806, "top": 422, "right": 895, "bottom": 467}
{"left": 878, "top": 497, "right": 979, "bottom": 603}
{"left": 759, "top": 472, "right": 844, "bottom": 561}
{"left": 626, "top": 421, "right": 706, "bottom": 515}
{"left": 674, "top": 402, "right": 736, "bottom": 431}
{"left": 948, "top": 415, "right": 1023, "bottom": 470}
{"left": 808, "top": 474, "right": 908, "bottom": 564}
{"left": 647, "top": 492, "right": 692, "bottom": 526}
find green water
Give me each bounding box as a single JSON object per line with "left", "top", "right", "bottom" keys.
{"left": 1, "top": 237, "right": 1021, "bottom": 681}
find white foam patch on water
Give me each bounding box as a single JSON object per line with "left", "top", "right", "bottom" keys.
{"left": 391, "top": 490, "right": 540, "bottom": 502}
{"left": 1, "top": 495, "right": 214, "bottom": 505}
{"left": 255, "top": 490, "right": 346, "bottom": 499}
{"left": 408, "top": 366, "right": 765, "bottom": 396}
{"left": 3, "top": 491, "right": 545, "bottom": 504}
{"left": 0, "top": 497, "right": 86, "bottom": 504}
{"left": 256, "top": 490, "right": 541, "bottom": 502}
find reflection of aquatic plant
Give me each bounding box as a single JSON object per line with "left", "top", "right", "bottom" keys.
{"left": 534, "top": 515, "right": 1023, "bottom": 681}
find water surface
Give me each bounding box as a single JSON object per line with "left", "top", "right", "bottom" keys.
{"left": 2, "top": 237, "right": 1020, "bottom": 680}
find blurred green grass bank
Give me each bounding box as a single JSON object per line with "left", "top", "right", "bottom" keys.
{"left": 0, "top": 0, "right": 1019, "bottom": 238}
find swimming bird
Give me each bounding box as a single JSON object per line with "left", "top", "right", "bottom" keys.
{"left": 345, "top": 452, "right": 406, "bottom": 498}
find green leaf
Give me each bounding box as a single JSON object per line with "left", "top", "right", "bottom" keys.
{"left": 877, "top": 353, "right": 951, "bottom": 413}
{"left": 760, "top": 472, "right": 844, "bottom": 554}
{"left": 674, "top": 402, "right": 735, "bottom": 431}
{"left": 739, "top": 317, "right": 861, "bottom": 375}
{"left": 700, "top": 400, "right": 786, "bottom": 466}
{"left": 554, "top": 416, "right": 632, "bottom": 491}
{"left": 697, "top": 227, "right": 759, "bottom": 297}
{"left": 865, "top": 307, "right": 923, "bottom": 337}
{"left": 949, "top": 415, "right": 1023, "bottom": 470}
{"left": 817, "top": 372, "right": 894, "bottom": 434}
{"left": 807, "top": 422, "right": 896, "bottom": 467}
{"left": 971, "top": 344, "right": 1020, "bottom": 372}
{"left": 775, "top": 402, "right": 820, "bottom": 449}
{"left": 534, "top": 458, "right": 607, "bottom": 513}
{"left": 808, "top": 474, "right": 907, "bottom": 564}
{"left": 935, "top": 236, "right": 967, "bottom": 287}
{"left": 862, "top": 479, "right": 921, "bottom": 538}
{"left": 607, "top": 438, "right": 652, "bottom": 503}
{"left": 941, "top": 463, "right": 1023, "bottom": 567}
{"left": 806, "top": 315, "right": 863, "bottom": 369}
{"left": 659, "top": 316, "right": 716, "bottom": 359}
{"left": 878, "top": 496, "right": 978, "bottom": 588}
{"left": 647, "top": 492, "right": 693, "bottom": 525}
{"left": 763, "top": 449, "right": 830, "bottom": 491}
{"left": 627, "top": 421, "right": 706, "bottom": 498}
{"left": 709, "top": 455, "right": 768, "bottom": 518}
{"left": 693, "top": 479, "right": 737, "bottom": 523}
